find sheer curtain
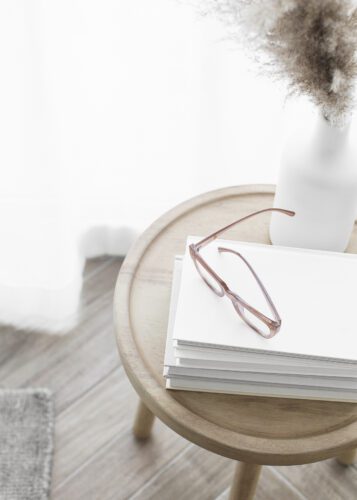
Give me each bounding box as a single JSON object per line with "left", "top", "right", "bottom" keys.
{"left": 0, "top": 0, "right": 313, "bottom": 331}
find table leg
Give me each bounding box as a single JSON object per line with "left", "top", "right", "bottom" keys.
{"left": 336, "top": 448, "right": 357, "bottom": 466}
{"left": 133, "top": 400, "right": 155, "bottom": 439}
{"left": 229, "top": 462, "right": 262, "bottom": 500}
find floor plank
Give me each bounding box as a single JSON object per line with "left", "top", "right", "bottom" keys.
{"left": 52, "top": 367, "right": 135, "bottom": 488}
{"left": 277, "top": 459, "right": 357, "bottom": 500}
{"left": 216, "top": 466, "right": 306, "bottom": 500}
{"left": 128, "top": 445, "right": 233, "bottom": 500}
{"left": 0, "top": 258, "right": 122, "bottom": 412}
{"left": 54, "top": 407, "right": 190, "bottom": 500}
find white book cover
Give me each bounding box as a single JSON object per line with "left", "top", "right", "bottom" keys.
{"left": 172, "top": 237, "right": 357, "bottom": 363}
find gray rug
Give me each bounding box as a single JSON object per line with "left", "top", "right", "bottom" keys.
{"left": 0, "top": 389, "right": 54, "bottom": 500}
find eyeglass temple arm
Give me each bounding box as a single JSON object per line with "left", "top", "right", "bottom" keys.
{"left": 217, "top": 246, "right": 281, "bottom": 323}
{"left": 194, "top": 208, "right": 295, "bottom": 251}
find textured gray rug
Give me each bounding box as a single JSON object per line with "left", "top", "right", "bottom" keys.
{"left": 0, "top": 389, "right": 54, "bottom": 500}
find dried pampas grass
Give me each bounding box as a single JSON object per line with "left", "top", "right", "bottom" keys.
{"left": 201, "top": 0, "right": 357, "bottom": 125}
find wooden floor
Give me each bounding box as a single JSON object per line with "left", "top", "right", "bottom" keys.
{"left": 1, "top": 257, "right": 357, "bottom": 500}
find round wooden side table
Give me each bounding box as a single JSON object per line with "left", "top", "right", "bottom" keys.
{"left": 114, "top": 185, "right": 357, "bottom": 500}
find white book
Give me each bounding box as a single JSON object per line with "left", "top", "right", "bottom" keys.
{"left": 175, "top": 346, "right": 357, "bottom": 377}
{"left": 166, "top": 377, "right": 357, "bottom": 403}
{"left": 172, "top": 237, "right": 357, "bottom": 364}
{"left": 176, "top": 354, "right": 357, "bottom": 377}
{"left": 175, "top": 344, "right": 357, "bottom": 370}
{"left": 165, "top": 366, "right": 357, "bottom": 390}
{"left": 164, "top": 258, "right": 357, "bottom": 400}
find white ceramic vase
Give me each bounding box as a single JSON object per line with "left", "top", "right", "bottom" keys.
{"left": 270, "top": 112, "right": 357, "bottom": 252}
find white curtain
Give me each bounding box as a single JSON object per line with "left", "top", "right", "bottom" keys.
{"left": 0, "top": 0, "right": 315, "bottom": 331}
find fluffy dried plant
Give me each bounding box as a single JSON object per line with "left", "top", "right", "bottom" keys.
{"left": 199, "top": 0, "right": 357, "bottom": 125}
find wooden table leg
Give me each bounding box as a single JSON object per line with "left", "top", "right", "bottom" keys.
{"left": 229, "top": 462, "right": 262, "bottom": 500}
{"left": 336, "top": 448, "right": 357, "bottom": 466}
{"left": 133, "top": 400, "right": 155, "bottom": 439}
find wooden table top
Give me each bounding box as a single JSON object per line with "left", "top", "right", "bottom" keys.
{"left": 114, "top": 185, "right": 357, "bottom": 465}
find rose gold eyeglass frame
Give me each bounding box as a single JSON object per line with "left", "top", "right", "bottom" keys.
{"left": 189, "top": 208, "right": 295, "bottom": 339}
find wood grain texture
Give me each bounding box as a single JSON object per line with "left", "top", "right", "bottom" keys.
{"left": 337, "top": 448, "right": 357, "bottom": 466}
{"left": 114, "top": 184, "right": 357, "bottom": 466}
{"left": 229, "top": 463, "right": 262, "bottom": 500}
{"left": 54, "top": 413, "right": 190, "bottom": 500}
{"left": 278, "top": 459, "right": 357, "bottom": 499}
{"left": 133, "top": 400, "right": 155, "bottom": 439}
{"left": 0, "top": 255, "right": 356, "bottom": 498}
{"left": 217, "top": 467, "right": 305, "bottom": 500}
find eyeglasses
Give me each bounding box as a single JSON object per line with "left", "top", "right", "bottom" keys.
{"left": 189, "top": 208, "right": 295, "bottom": 339}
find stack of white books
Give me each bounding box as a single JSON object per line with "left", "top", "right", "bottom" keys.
{"left": 163, "top": 237, "right": 357, "bottom": 402}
